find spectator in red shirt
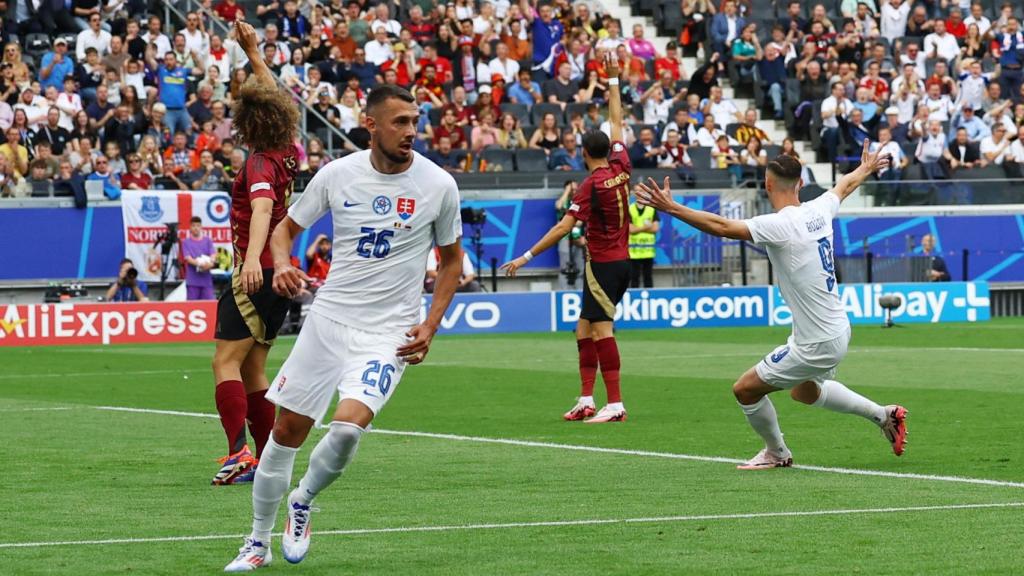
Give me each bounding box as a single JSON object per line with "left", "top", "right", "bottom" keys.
{"left": 121, "top": 153, "right": 152, "bottom": 189}
{"left": 304, "top": 233, "right": 332, "bottom": 285}
{"left": 434, "top": 106, "right": 467, "bottom": 149}
{"left": 447, "top": 86, "right": 476, "bottom": 126}
{"left": 925, "top": 60, "right": 957, "bottom": 96}
{"left": 654, "top": 41, "right": 683, "bottom": 80}
{"left": 214, "top": 0, "right": 245, "bottom": 22}
{"left": 380, "top": 43, "right": 416, "bottom": 87}
{"left": 405, "top": 5, "right": 436, "bottom": 45}
{"left": 946, "top": 7, "right": 967, "bottom": 39}
{"left": 805, "top": 21, "right": 837, "bottom": 61}
{"left": 419, "top": 43, "right": 453, "bottom": 84}
{"left": 859, "top": 61, "right": 890, "bottom": 103}
{"left": 416, "top": 63, "right": 447, "bottom": 102}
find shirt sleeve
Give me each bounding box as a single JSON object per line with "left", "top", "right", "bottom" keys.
{"left": 432, "top": 177, "right": 463, "bottom": 247}
{"left": 246, "top": 153, "right": 279, "bottom": 201}
{"left": 567, "top": 178, "right": 592, "bottom": 222}
{"left": 808, "top": 188, "right": 842, "bottom": 218}
{"left": 744, "top": 212, "right": 792, "bottom": 246}
{"left": 287, "top": 166, "right": 330, "bottom": 228}
{"left": 608, "top": 140, "right": 631, "bottom": 174}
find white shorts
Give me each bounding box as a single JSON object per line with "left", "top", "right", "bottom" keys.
{"left": 754, "top": 328, "right": 850, "bottom": 390}
{"left": 266, "top": 312, "right": 409, "bottom": 421}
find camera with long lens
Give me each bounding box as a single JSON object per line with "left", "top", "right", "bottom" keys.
{"left": 460, "top": 207, "right": 487, "bottom": 225}
{"left": 152, "top": 222, "right": 179, "bottom": 255}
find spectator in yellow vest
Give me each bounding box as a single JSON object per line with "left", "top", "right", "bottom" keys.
{"left": 628, "top": 192, "right": 660, "bottom": 288}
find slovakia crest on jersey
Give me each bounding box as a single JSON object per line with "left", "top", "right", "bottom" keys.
{"left": 397, "top": 197, "right": 416, "bottom": 220}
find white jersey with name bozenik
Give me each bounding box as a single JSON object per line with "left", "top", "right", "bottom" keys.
{"left": 745, "top": 191, "right": 849, "bottom": 344}
{"left": 288, "top": 150, "right": 462, "bottom": 334}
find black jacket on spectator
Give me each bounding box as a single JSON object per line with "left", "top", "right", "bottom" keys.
{"left": 800, "top": 76, "right": 830, "bottom": 102}
{"left": 127, "top": 37, "right": 147, "bottom": 61}
{"left": 628, "top": 142, "right": 659, "bottom": 169}
{"left": 687, "top": 63, "right": 718, "bottom": 101}
{"left": 76, "top": 63, "right": 104, "bottom": 92}
{"left": 103, "top": 117, "right": 139, "bottom": 154}
{"left": 947, "top": 141, "right": 981, "bottom": 164}
{"left": 188, "top": 100, "right": 213, "bottom": 127}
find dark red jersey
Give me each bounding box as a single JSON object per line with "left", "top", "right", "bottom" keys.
{"left": 230, "top": 146, "right": 298, "bottom": 269}
{"left": 568, "top": 141, "right": 632, "bottom": 263}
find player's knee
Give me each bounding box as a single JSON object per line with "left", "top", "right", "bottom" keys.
{"left": 271, "top": 414, "right": 312, "bottom": 448}
{"left": 790, "top": 382, "right": 820, "bottom": 405}
{"left": 732, "top": 380, "right": 754, "bottom": 404}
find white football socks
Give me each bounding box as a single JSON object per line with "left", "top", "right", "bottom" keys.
{"left": 812, "top": 380, "right": 887, "bottom": 425}
{"left": 578, "top": 396, "right": 594, "bottom": 406}
{"left": 251, "top": 436, "right": 299, "bottom": 543}
{"left": 739, "top": 396, "right": 789, "bottom": 457}
{"left": 294, "top": 421, "right": 364, "bottom": 506}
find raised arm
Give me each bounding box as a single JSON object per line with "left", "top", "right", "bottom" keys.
{"left": 234, "top": 20, "right": 276, "bottom": 87}
{"left": 829, "top": 139, "right": 892, "bottom": 202}
{"left": 520, "top": 0, "right": 535, "bottom": 22}
{"left": 500, "top": 213, "right": 578, "bottom": 276}
{"left": 605, "top": 53, "right": 623, "bottom": 144}
{"left": 636, "top": 177, "right": 752, "bottom": 240}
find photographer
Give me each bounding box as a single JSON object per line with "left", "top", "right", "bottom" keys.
{"left": 104, "top": 258, "right": 150, "bottom": 302}
{"left": 556, "top": 180, "right": 586, "bottom": 289}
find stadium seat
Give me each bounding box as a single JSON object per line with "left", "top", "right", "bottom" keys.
{"left": 515, "top": 148, "right": 550, "bottom": 171}
{"left": 500, "top": 102, "right": 529, "bottom": 123}
{"left": 530, "top": 102, "right": 566, "bottom": 127}
{"left": 565, "top": 102, "right": 589, "bottom": 122}
{"left": 480, "top": 148, "right": 515, "bottom": 172}
{"left": 688, "top": 146, "right": 712, "bottom": 169}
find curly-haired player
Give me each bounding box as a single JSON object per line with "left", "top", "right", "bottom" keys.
{"left": 210, "top": 19, "right": 300, "bottom": 486}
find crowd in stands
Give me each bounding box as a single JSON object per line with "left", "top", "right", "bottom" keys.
{"left": 680, "top": 0, "right": 1024, "bottom": 202}
{"left": 0, "top": 0, "right": 797, "bottom": 200}
{"left": 0, "top": 0, "right": 1020, "bottom": 202}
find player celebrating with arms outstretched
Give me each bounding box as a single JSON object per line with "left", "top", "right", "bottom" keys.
{"left": 223, "top": 84, "right": 463, "bottom": 571}
{"left": 210, "top": 20, "right": 299, "bottom": 485}
{"left": 502, "top": 53, "right": 631, "bottom": 424}
{"left": 635, "top": 141, "right": 908, "bottom": 469}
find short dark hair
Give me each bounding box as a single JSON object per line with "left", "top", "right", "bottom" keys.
{"left": 767, "top": 154, "right": 802, "bottom": 185}
{"left": 366, "top": 84, "right": 415, "bottom": 115}
{"left": 581, "top": 129, "right": 610, "bottom": 159}
{"left": 190, "top": 216, "right": 202, "bottom": 224}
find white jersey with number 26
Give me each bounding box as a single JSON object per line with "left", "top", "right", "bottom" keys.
{"left": 745, "top": 191, "right": 849, "bottom": 345}
{"left": 288, "top": 150, "right": 463, "bottom": 334}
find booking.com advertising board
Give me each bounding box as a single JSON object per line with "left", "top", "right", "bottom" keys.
{"left": 422, "top": 282, "right": 990, "bottom": 335}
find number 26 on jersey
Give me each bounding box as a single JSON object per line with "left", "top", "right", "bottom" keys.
{"left": 356, "top": 227, "right": 394, "bottom": 259}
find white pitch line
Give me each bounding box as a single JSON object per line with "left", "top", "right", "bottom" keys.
{"left": 1, "top": 501, "right": 1021, "bottom": 550}
{"left": 80, "top": 405, "right": 1024, "bottom": 490}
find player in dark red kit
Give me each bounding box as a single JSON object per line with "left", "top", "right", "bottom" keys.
{"left": 502, "top": 53, "right": 632, "bottom": 423}
{"left": 210, "top": 19, "right": 300, "bottom": 485}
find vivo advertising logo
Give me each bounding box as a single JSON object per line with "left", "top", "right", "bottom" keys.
{"left": 769, "top": 282, "right": 990, "bottom": 326}
{"left": 556, "top": 288, "right": 770, "bottom": 330}
{"left": 421, "top": 293, "right": 551, "bottom": 334}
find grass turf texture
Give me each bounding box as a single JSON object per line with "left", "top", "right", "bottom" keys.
{"left": 1, "top": 319, "right": 1023, "bottom": 575}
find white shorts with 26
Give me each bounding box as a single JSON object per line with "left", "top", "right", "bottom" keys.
{"left": 266, "top": 311, "right": 409, "bottom": 421}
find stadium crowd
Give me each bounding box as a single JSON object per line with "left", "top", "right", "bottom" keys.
{"left": 0, "top": 0, "right": 1019, "bottom": 203}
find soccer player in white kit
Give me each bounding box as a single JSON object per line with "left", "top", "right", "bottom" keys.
{"left": 224, "top": 85, "right": 464, "bottom": 571}
{"left": 636, "top": 141, "right": 908, "bottom": 470}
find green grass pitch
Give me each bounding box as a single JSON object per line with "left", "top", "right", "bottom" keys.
{"left": 1, "top": 319, "right": 1023, "bottom": 575}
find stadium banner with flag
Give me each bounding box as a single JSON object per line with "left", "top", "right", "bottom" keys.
{"left": 0, "top": 301, "right": 217, "bottom": 347}
{"left": 120, "top": 190, "right": 233, "bottom": 282}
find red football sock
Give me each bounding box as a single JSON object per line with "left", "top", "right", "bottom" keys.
{"left": 246, "top": 389, "right": 276, "bottom": 459}
{"left": 595, "top": 337, "right": 622, "bottom": 404}
{"left": 577, "top": 338, "right": 598, "bottom": 397}
{"left": 215, "top": 380, "right": 248, "bottom": 454}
